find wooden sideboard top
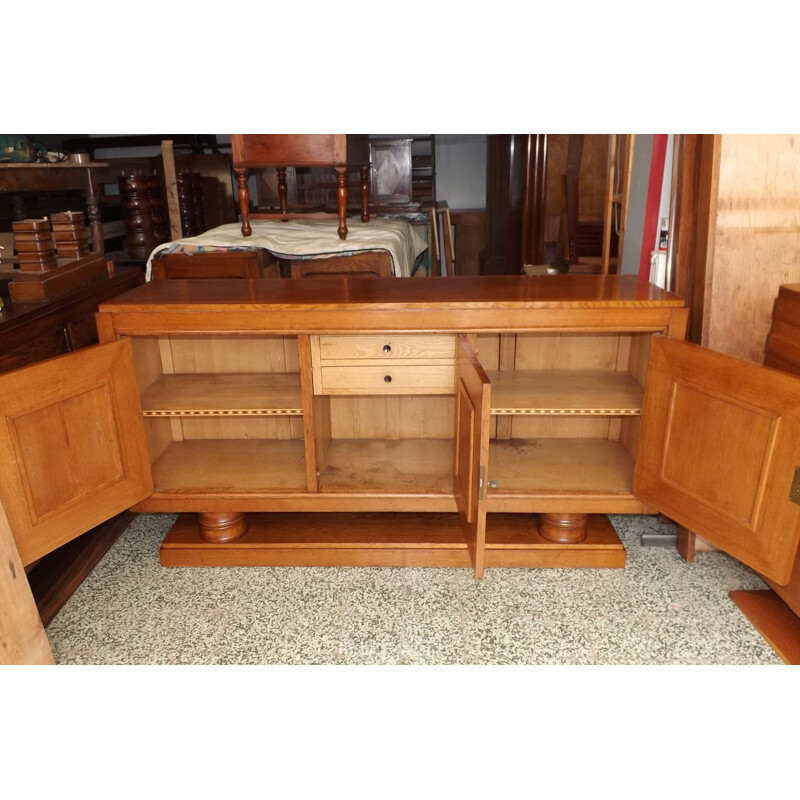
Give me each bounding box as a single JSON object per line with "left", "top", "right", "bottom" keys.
{"left": 99, "top": 275, "right": 684, "bottom": 313}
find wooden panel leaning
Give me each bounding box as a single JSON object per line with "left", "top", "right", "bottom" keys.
{"left": 151, "top": 250, "right": 280, "bottom": 280}
{"left": 729, "top": 283, "right": 800, "bottom": 663}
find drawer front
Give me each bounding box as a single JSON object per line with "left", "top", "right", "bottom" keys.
{"left": 318, "top": 335, "right": 455, "bottom": 362}
{"left": 319, "top": 364, "right": 454, "bottom": 395}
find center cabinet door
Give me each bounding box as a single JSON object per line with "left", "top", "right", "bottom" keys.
{"left": 454, "top": 336, "right": 491, "bottom": 578}
{"left": 0, "top": 339, "right": 153, "bottom": 566}
{"left": 634, "top": 336, "right": 800, "bottom": 585}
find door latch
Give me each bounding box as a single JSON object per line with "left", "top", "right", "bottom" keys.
{"left": 478, "top": 468, "right": 498, "bottom": 500}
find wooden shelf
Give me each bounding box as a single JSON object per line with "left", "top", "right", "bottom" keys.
{"left": 140, "top": 373, "right": 303, "bottom": 416}
{"left": 150, "top": 439, "right": 308, "bottom": 493}
{"left": 488, "top": 438, "right": 635, "bottom": 494}
{"left": 488, "top": 370, "right": 644, "bottom": 415}
{"left": 319, "top": 438, "right": 454, "bottom": 495}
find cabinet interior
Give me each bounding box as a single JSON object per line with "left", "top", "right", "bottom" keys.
{"left": 311, "top": 334, "right": 457, "bottom": 497}
{"left": 477, "top": 331, "right": 652, "bottom": 506}
{"left": 130, "top": 335, "right": 307, "bottom": 494}
{"left": 125, "top": 329, "right": 653, "bottom": 505}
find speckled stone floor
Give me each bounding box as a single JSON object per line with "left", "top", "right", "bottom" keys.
{"left": 45, "top": 513, "right": 784, "bottom": 665}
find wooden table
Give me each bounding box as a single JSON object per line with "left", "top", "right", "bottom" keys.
{"left": 231, "top": 135, "right": 370, "bottom": 240}
{"left": 0, "top": 162, "right": 109, "bottom": 254}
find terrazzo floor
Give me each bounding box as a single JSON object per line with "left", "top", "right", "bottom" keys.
{"left": 45, "top": 513, "right": 784, "bottom": 665}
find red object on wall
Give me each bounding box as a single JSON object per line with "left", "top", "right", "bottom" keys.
{"left": 639, "top": 134, "right": 669, "bottom": 280}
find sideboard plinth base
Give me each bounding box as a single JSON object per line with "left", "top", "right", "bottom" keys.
{"left": 159, "top": 512, "right": 626, "bottom": 570}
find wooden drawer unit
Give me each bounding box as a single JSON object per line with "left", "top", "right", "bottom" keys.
{"left": 318, "top": 334, "right": 455, "bottom": 361}
{"left": 312, "top": 334, "right": 455, "bottom": 395}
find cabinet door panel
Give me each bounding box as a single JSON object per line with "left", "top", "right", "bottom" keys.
{"left": 454, "top": 337, "right": 490, "bottom": 577}
{"left": 634, "top": 337, "right": 800, "bottom": 584}
{"left": 0, "top": 339, "right": 152, "bottom": 565}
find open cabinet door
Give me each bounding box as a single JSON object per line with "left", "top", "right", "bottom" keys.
{"left": 454, "top": 336, "right": 491, "bottom": 578}
{"left": 634, "top": 336, "right": 800, "bottom": 585}
{"left": 0, "top": 339, "right": 153, "bottom": 567}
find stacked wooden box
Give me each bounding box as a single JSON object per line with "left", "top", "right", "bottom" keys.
{"left": 2, "top": 216, "right": 109, "bottom": 302}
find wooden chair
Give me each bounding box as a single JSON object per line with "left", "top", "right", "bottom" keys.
{"left": 289, "top": 251, "right": 392, "bottom": 278}
{"left": 151, "top": 249, "right": 279, "bottom": 280}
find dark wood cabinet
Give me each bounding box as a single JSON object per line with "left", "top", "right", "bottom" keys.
{"left": 369, "top": 136, "right": 435, "bottom": 209}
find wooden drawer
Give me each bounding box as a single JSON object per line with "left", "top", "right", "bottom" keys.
{"left": 318, "top": 364, "right": 454, "bottom": 395}
{"left": 318, "top": 335, "right": 455, "bottom": 362}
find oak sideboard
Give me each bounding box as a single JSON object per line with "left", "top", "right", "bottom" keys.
{"left": 2, "top": 274, "right": 800, "bottom": 588}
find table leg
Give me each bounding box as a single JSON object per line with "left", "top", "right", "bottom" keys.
{"left": 360, "top": 166, "right": 370, "bottom": 222}
{"left": 335, "top": 166, "right": 348, "bottom": 239}
{"left": 277, "top": 167, "right": 288, "bottom": 217}
{"left": 235, "top": 169, "right": 252, "bottom": 236}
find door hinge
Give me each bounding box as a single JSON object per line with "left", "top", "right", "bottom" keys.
{"left": 790, "top": 467, "right": 800, "bottom": 506}
{"left": 478, "top": 466, "right": 485, "bottom": 500}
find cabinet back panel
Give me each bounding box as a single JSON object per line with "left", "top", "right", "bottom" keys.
{"left": 514, "top": 333, "right": 623, "bottom": 370}
{"left": 143, "top": 417, "right": 174, "bottom": 464}
{"left": 166, "top": 336, "right": 300, "bottom": 374}
{"left": 178, "top": 416, "right": 303, "bottom": 441}
{"left": 329, "top": 396, "right": 454, "bottom": 439}
{"left": 130, "top": 337, "right": 165, "bottom": 394}
{"left": 507, "top": 416, "right": 614, "bottom": 439}
{"left": 476, "top": 334, "right": 501, "bottom": 369}
{"left": 628, "top": 333, "right": 654, "bottom": 387}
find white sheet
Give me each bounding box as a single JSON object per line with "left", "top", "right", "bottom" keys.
{"left": 145, "top": 218, "right": 428, "bottom": 279}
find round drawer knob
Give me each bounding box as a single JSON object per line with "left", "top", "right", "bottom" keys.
{"left": 384, "top": 375, "right": 392, "bottom": 383}
{"left": 383, "top": 344, "right": 392, "bottom": 354}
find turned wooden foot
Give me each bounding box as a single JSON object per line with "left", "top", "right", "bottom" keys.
{"left": 198, "top": 512, "right": 248, "bottom": 543}
{"left": 538, "top": 513, "right": 588, "bottom": 544}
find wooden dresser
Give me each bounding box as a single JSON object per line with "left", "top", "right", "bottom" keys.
{"left": 3, "top": 274, "right": 800, "bottom": 604}
{"left": 0, "top": 266, "right": 144, "bottom": 623}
